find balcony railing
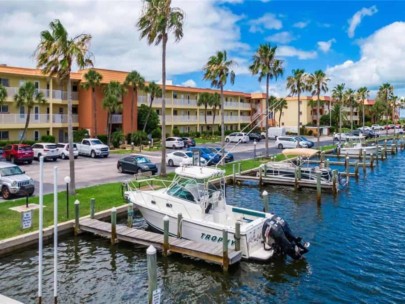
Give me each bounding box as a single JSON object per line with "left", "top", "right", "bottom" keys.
{"left": 173, "top": 99, "right": 197, "bottom": 107}
{"left": 0, "top": 114, "right": 78, "bottom": 124}
{"left": 172, "top": 115, "right": 198, "bottom": 123}
{"left": 110, "top": 114, "right": 122, "bottom": 124}
{"left": 4, "top": 86, "right": 78, "bottom": 101}
{"left": 224, "top": 102, "right": 239, "bottom": 108}
{"left": 240, "top": 103, "right": 251, "bottom": 110}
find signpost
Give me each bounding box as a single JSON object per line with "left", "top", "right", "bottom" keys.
{"left": 21, "top": 210, "right": 32, "bottom": 229}
{"left": 192, "top": 150, "right": 200, "bottom": 166}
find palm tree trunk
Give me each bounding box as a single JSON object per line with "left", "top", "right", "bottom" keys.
{"left": 350, "top": 105, "right": 353, "bottom": 131}
{"left": 212, "top": 107, "right": 216, "bottom": 136}
{"left": 220, "top": 86, "right": 225, "bottom": 165}
{"left": 67, "top": 77, "right": 76, "bottom": 195}
{"left": 131, "top": 88, "right": 135, "bottom": 133}
{"left": 265, "top": 74, "right": 269, "bottom": 157}
{"left": 278, "top": 111, "right": 282, "bottom": 127}
{"left": 362, "top": 99, "right": 365, "bottom": 129}
{"left": 297, "top": 92, "right": 301, "bottom": 136}
{"left": 20, "top": 109, "right": 31, "bottom": 144}
{"left": 317, "top": 94, "right": 320, "bottom": 148}
{"left": 329, "top": 100, "right": 332, "bottom": 126}
{"left": 108, "top": 112, "right": 112, "bottom": 146}
{"left": 93, "top": 88, "right": 97, "bottom": 137}
{"left": 160, "top": 37, "right": 167, "bottom": 176}
{"left": 143, "top": 97, "right": 155, "bottom": 132}
{"left": 339, "top": 103, "right": 342, "bottom": 141}
{"left": 204, "top": 105, "right": 207, "bottom": 131}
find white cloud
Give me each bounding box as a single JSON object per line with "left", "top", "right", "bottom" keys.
{"left": 348, "top": 5, "right": 378, "bottom": 38}
{"left": 327, "top": 22, "right": 405, "bottom": 90}
{"left": 248, "top": 13, "right": 282, "bottom": 33}
{"left": 278, "top": 46, "right": 317, "bottom": 60}
{"left": 266, "top": 31, "right": 295, "bottom": 44}
{"left": 181, "top": 79, "right": 197, "bottom": 87}
{"left": 293, "top": 21, "right": 309, "bottom": 29}
{"left": 317, "top": 38, "right": 336, "bottom": 53}
{"left": 0, "top": 0, "right": 248, "bottom": 82}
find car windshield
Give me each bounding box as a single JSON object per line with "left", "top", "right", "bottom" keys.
{"left": 0, "top": 166, "right": 24, "bottom": 176}
{"left": 90, "top": 139, "right": 103, "bottom": 145}
{"left": 46, "top": 144, "right": 57, "bottom": 149}
{"left": 185, "top": 152, "right": 193, "bottom": 157}
{"left": 200, "top": 148, "right": 212, "bottom": 154}
{"left": 18, "top": 146, "right": 32, "bottom": 151}
{"left": 135, "top": 157, "right": 150, "bottom": 164}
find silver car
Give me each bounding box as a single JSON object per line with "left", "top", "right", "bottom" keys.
{"left": 0, "top": 162, "right": 35, "bottom": 199}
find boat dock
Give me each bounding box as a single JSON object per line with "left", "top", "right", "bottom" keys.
{"left": 79, "top": 218, "right": 242, "bottom": 269}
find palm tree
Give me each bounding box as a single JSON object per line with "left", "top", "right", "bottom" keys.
{"left": 81, "top": 69, "right": 103, "bottom": 137}
{"left": 0, "top": 84, "right": 7, "bottom": 105}
{"left": 103, "top": 81, "right": 124, "bottom": 146}
{"left": 143, "top": 82, "right": 162, "bottom": 132}
{"left": 276, "top": 98, "right": 288, "bottom": 127}
{"left": 35, "top": 19, "right": 93, "bottom": 194}
{"left": 197, "top": 92, "right": 212, "bottom": 131}
{"left": 377, "top": 83, "right": 394, "bottom": 122}
{"left": 203, "top": 50, "right": 236, "bottom": 164}
{"left": 210, "top": 93, "right": 220, "bottom": 136}
{"left": 332, "top": 83, "right": 345, "bottom": 140}
{"left": 308, "top": 70, "right": 329, "bottom": 148}
{"left": 137, "top": 0, "right": 184, "bottom": 176}
{"left": 14, "top": 82, "right": 46, "bottom": 143}
{"left": 357, "top": 87, "right": 369, "bottom": 129}
{"left": 124, "top": 71, "right": 145, "bottom": 133}
{"left": 344, "top": 88, "right": 356, "bottom": 131}
{"left": 249, "top": 43, "right": 283, "bottom": 157}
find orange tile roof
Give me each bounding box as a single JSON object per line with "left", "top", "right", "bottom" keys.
{"left": 0, "top": 64, "right": 82, "bottom": 81}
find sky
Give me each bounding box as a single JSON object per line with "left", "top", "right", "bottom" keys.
{"left": 1, "top": 0, "right": 405, "bottom": 100}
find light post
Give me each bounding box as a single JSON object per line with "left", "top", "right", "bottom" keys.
{"left": 253, "top": 140, "right": 257, "bottom": 159}
{"left": 131, "top": 142, "right": 134, "bottom": 152}
{"left": 148, "top": 140, "right": 151, "bottom": 149}
{"left": 64, "top": 176, "right": 71, "bottom": 218}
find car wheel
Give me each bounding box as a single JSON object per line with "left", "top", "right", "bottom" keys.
{"left": 118, "top": 165, "right": 123, "bottom": 173}
{"left": 10, "top": 156, "right": 15, "bottom": 164}
{"left": 168, "top": 159, "right": 174, "bottom": 167}
{"left": 74, "top": 156, "right": 78, "bottom": 159}
{"left": 91, "top": 150, "right": 96, "bottom": 158}
{"left": 27, "top": 160, "right": 32, "bottom": 164}
{"left": 278, "top": 144, "right": 283, "bottom": 149}
{"left": 225, "top": 138, "right": 229, "bottom": 143}
{"left": 61, "top": 153, "right": 66, "bottom": 160}
{"left": 2, "top": 186, "right": 11, "bottom": 199}
{"left": 104, "top": 155, "right": 108, "bottom": 158}
{"left": 134, "top": 168, "right": 139, "bottom": 174}
{"left": 53, "top": 158, "right": 58, "bottom": 162}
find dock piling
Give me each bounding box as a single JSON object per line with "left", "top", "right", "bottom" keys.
{"left": 222, "top": 229, "right": 229, "bottom": 272}
{"left": 74, "top": 200, "right": 80, "bottom": 236}
{"left": 127, "top": 203, "right": 133, "bottom": 228}
{"left": 359, "top": 148, "right": 363, "bottom": 161}
{"left": 362, "top": 154, "right": 367, "bottom": 175}
{"left": 262, "top": 190, "right": 269, "bottom": 212}
{"left": 345, "top": 157, "right": 350, "bottom": 180}
{"left": 370, "top": 153, "right": 374, "bottom": 168}
{"left": 147, "top": 246, "right": 157, "bottom": 304}
{"left": 325, "top": 158, "right": 330, "bottom": 168}
{"left": 90, "top": 198, "right": 95, "bottom": 219}
{"left": 384, "top": 140, "right": 388, "bottom": 158}
{"left": 163, "top": 215, "right": 169, "bottom": 256}
{"left": 177, "top": 213, "right": 183, "bottom": 238}
{"left": 354, "top": 161, "right": 359, "bottom": 178}
{"left": 235, "top": 222, "right": 241, "bottom": 252}
{"left": 111, "top": 207, "right": 117, "bottom": 244}
{"left": 294, "top": 167, "right": 299, "bottom": 190}
{"left": 238, "top": 163, "right": 241, "bottom": 175}
{"left": 316, "top": 171, "right": 321, "bottom": 204}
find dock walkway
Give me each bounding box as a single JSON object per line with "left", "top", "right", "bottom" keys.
{"left": 79, "top": 218, "right": 242, "bottom": 267}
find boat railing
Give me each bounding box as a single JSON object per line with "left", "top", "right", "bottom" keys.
{"left": 127, "top": 178, "right": 171, "bottom": 192}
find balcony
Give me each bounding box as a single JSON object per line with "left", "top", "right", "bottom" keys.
{"left": 224, "top": 102, "right": 239, "bottom": 109}
{"left": 111, "top": 114, "right": 122, "bottom": 124}
{"left": 173, "top": 99, "right": 197, "bottom": 107}
{"left": 224, "top": 116, "right": 239, "bottom": 123}
{"left": 172, "top": 115, "right": 198, "bottom": 124}
{"left": 240, "top": 103, "right": 251, "bottom": 110}
{"left": 4, "top": 86, "right": 78, "bottom": 101}
{"left": 0, "top": 114, "right": 78, "bottom": 124}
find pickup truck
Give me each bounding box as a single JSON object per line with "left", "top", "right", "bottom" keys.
{"left": 77, "top": 138, "right": 109, "bottom": 158}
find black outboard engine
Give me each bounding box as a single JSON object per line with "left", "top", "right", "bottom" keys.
{"left": 262, "top": 216, "right": 309, "bottom": 260}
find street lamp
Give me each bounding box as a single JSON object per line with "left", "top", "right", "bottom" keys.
{"left": 253, "top": 139, "right": 257, "bottom": 159}
{"left": 64, "top": 176, "right": 71, "bottom": 218}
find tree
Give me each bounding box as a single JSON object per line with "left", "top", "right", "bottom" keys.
{"left": 377, "top": 83, "right": 394, "bottom": 121}
{"left": 102, "top": 81, "right": 124, "bottom": 146}
{"left": 0, "top": 84, "right": 7, "bottom": 105}
{"left": 35, "top": 19, "right": 93, "bottom": 194}
{"left": 138, "top": 104, "right": 160, "bottom": 133}
{"left": 138, "top": 0, "right": 184, "bottom": 176}
{"left": 308, "top": 70, "right": 329, "bottom": 148}
{"left": 132, "top": 130, "right": 148, "bottom": 152}
{"left": 209, "top": 93, "right": 220, "bottom": 136}
{"left": 203, "top": 50, "right": 235, "bottom": 164}
{"left": 332, "top": 83, "right": 345, "bottom": 139}
{"left": 14, "top": 81, "right": 46, "bottom": 143}
{"left": 249, "top": 43, "right": 283, "bottom": 157}
{"left": 356, "top": 87, "right": 369, "bottom": 129}
{"left": 143, "top": 82, "right": 162, "bottom": 132}
{"left": 344, "top": 88, "right": 356, "bottom": 131}
{"left": 370, "top": 100, "right": 387, "bottom": 123}
{"left": 276, "top": 98, "right": 288, "bottom": 127}
{"left": 81, "top": 69, "right": 103, "bottom": 137}
{"left": 197, "top": 92, "right": 212, "bottom": 131}
{"left": 286, "top": 69, "right": 309, "bottom": 136}
{"left": 124, "top": 71, "right": 145, "bottom": 133}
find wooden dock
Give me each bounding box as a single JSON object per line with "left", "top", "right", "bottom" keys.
{"left": 79, "top": 218, "right": 242, "bottom": 267}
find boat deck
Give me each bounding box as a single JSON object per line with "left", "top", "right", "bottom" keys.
{"left": 79, "top": 218, "right": 242, "bottom": 267}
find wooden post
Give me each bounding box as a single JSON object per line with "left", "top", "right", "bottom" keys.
{"left": 177, "top": 213, "right": 183, "bottom": 238}
{"left": 391, "top": 143, "right": 395, "bottom": 155}
{"left": 359, "top": 148, "right": 363, "bottom": 161}
{"left": 325, "top": 159, "right": 330, "bottom": 168}
{"left": 74, "top": 200, "right": 80, "bottom": 236}
{"left": 316, "top": 171, "right": 321, "bottom": 204}
{"left": 370, "top": 153, "right": 374, "bottom": 168}
{"left": 362, "top": 154, "right": 366, "bottom": 175}
{"left": 345, "top": 157, "right": 350, "bottom": 178}
{"left": 222, "top": 229, "right": 229, "bottom": 272}
{"left": 344, "top": 156, "right": 349, "bottom": 169}
{"left": 259, "top": 166, "right": 263, "bottom": 186}
{"left": 332, "top": 170, "right": 338, "bottom": 195}
{"left": 384, "top": 140, "right": 387, "bottom": 158}
{"left": 127, "top": 203, "right": 133, "bottom": 228}
{"left": 163, "top": 215, "right": 169, "bottom": 256}
{"left": 262, "top": 190, "right": 269, "bottom": 212}
{"left": 238, "top": 162, "right": 241, "bottom": 175}
{"left": 381, "top": 148, "right": 385, "bottom": 160}
{"left": 337, "top": 145, "right": 341, "bottom": 157}
{"left": 235, "top": 222, "right": 241, "bottom": 252}
{"left": 320, "top": 151, "right": 325, "bottom": 163}
{"left": 147, "top": 245, "right": 157, "bottom": 304}
{"left": 264, "top": 164, "right": 267, "bottom": 177}
{"left": 90, "top": 198, "right": 95, "bottom": 219}
{"left": 354, "top": 161, "right": 359, "bottom": 178}
{"left": 294, "top": 167, "right": 299, "bottom": 190}
{"left": 111, "top": 207, "right": 117, "bottom": 244}
{"left": 297, "top": 166, "right": 302, "bottom": 180}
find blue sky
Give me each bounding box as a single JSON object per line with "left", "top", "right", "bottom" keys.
{"left": 1, "top": 0, "right": 405, "bottom": 99}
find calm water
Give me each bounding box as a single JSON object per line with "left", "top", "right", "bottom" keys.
{"left": 1, "top": 152, "right": 405, "bottom": 303}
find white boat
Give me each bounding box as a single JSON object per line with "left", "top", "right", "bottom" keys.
{"left": 125, "top": 166, "right": 309, "bottom": 261}
{"left": 340, "top": 142, "right": 377, "bottom": 156}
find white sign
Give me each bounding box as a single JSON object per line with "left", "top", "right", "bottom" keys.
{"left": 192, "top": 150, "right": 200, "bottom": 166}
{"left": 22, "top": 210, "right": 32, "bottom": 229}
{"left": 152, "top": 288, "right": 161, "bottom": 304}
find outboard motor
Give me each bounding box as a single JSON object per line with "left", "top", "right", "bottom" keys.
{"left": 262, "top": 216, "right": 309, "bottom": 260}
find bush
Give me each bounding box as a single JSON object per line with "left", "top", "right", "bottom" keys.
{"left": 73, "top": 129, "right": 89, "bottom": 142}
{"left": 40, "top": 135, "right": 55, "bottom": 143}
{"left": 190, "top": 131, "right": 200, "bottom": 138}
{"left": 126, "top": 133, "right": 132, "bottom": 144}
{"left": 131, "top": 131, "right": 148, "bottom": 146}
{"left": 173, "top": 128, "right": 180, "bottom": 136}
{"left": 0, "top": 140, "right": 36, "bottom": 147}
{"left": 97, "top": 134, "right": 108, "bottom": 144}
{"left": 111, "top": 130, "right": 125, "bottom": 148}
{"left": 307, "top": 130, "right": 313, "bottom": 136}
{"left": 151, "top": 128, "right": 161, "bottom": 139}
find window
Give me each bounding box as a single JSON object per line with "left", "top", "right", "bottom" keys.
{"left": 34, "top": 106, "right": 39, "bottom": 120}
{"left": 19, "top": 106, "right": 25, "bottom": 119}
{"left": 173, "top": 92, "right": 178, "bottom": 99}
{"left": 156, "top": 109, "right": 161, "bottom": 115}
{"left": 173, "top": 110, "right": 178, "bottom": 116}
{"left": 72, "top": 84, "right": 78, "bottom": 92}
{"left": 0, "top": 131, "right": 9, "bottom": 140}
{"left": 0, "top": 78, "right": 9, "bottom": 87}
{"left": 0, "top": 105, "right": 8, "bottom": 113}
{"left": 34, "top": 130, "right": 40, "bottom": 141}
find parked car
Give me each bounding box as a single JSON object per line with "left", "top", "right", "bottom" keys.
{"left": 187, "top": 147, "right": 220, "bottom": 165}
{"left": 362, "top": 130, "right": 379, "bottom": 139}
{"left": 334, "top": 132, "right": 365, "bottom": 141}
{"left": 208, "top": 147, "right": 234, "bottom": 163}
{"left": 371, "top": 124, "right": 384, "bottom": 130}
{"left": 165, "top": 137, "right": 185, "bottom": 149}
{"left": 117, "top": 155, "right": 158, "bottom": 175}
{"left": 32, "top": 143, "right": 59, "bottom": 161}
{"left": 248, "top": 133, "right": 262, "bottom": 142}
{"left": 181, "top": 137, "right": 196, "bottom": 148}
{"left": 297, "top": 136, "right": 314, "bottom": 148}
{"left": 0, "top": 162, "right": 35, "bottom": 199}
{"left": 358, "top": 126, "right": 372, "bottom": 132}
{"left": 2, "top": 144, "right": 34, "bottom": 164}
{"left": 225, "top": 132, "right": 249, "bottom": 143}
{"left": 275, "top": 136, "right": 309, "bottom": 149}
{"left": 77, "top": 138, "right": 109, "bottom": 158}
{"left": 167, "top": 151, "right": 207, "bottom": 167}
{"left": 56, "top": 143, "right": 79, "bottom": 159}
{"left": 261, "top": 127, "right": 286, "bottom": 140}
{"left": 0, "top": 148, "right": 4, "bottom": 161}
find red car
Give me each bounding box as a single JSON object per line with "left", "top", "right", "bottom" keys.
{"left": 2, "top": 144, "right": 34, "bottom": 164}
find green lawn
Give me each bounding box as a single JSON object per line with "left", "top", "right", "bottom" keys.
{"left": 194, "top": 136, "right": 221, "bottom": 145}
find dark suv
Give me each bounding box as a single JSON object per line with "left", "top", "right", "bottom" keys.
{"left": 182, "top": 137, "right": 196, "bottom": 148}
{"left": 3, "top": 144, "right": 34, "bottom": 164}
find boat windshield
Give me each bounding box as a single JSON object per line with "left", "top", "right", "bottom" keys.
{"left": 167, "top": 176, "right": 220, "bottom": 203}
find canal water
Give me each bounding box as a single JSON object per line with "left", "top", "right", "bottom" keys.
{"left": 1, "top": 152, "right": 405, "bottom": 303}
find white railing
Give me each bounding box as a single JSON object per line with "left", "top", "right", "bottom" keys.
{"left": 199, "top": 115, "right": 215, "bottom": 123}
{"left": 240, "top": 103, "right": 251, "bottom": 110}
{"left": 224, "top": 102, "right": 239, "bottom": 108}
{"left": 138, "top": 95, "right": 148, "bottom": 105}
{"left": 52, "top": 114, "right": 79, "bottom": 124}
{"left": 239, "top": 116, "right": 251, "bottom": 123}
{"left": 111, "top": 114, "right": 122, "bottom": 124}
{"left": 4, "top": 86, "right": 78, "bottom": 101}
{"left": 172, "top": 115, "right": 198, "bottom": 123}
{"left": 173, "top": 99, "right": 197, "bottom": 107}
{"left": 0, "top": 114, "right": 78, "bottom": 124}
{"left": 224, "top": 116, "right": 239, "bottom": 123}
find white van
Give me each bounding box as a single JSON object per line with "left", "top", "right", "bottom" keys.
{"left": 260, "top": 127, "right": 286, "bottom": 140}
